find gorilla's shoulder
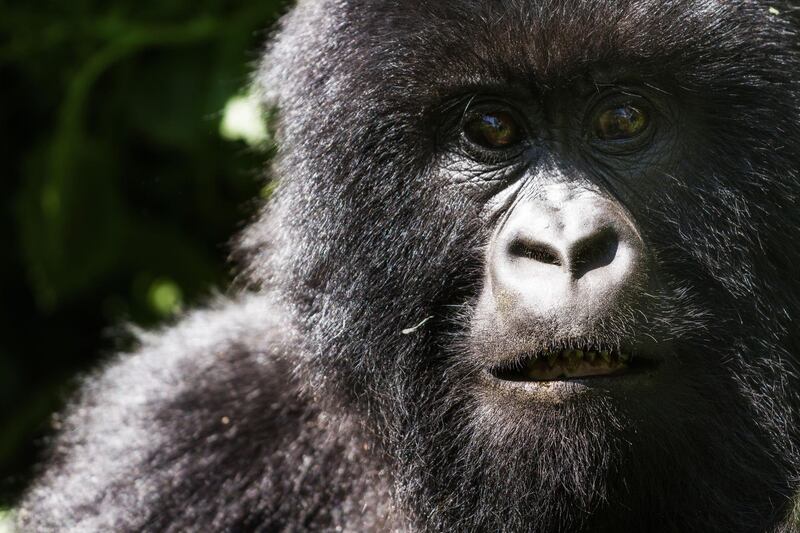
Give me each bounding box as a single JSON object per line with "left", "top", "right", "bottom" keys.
{"left": 16, "top": 295, "right": 321, "bottom": 532}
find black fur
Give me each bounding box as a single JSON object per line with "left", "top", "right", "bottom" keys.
{"left": 18, "top": 1, "right": 800, "bottom": 531}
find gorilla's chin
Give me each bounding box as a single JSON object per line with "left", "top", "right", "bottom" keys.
{"left": 389, "top": 336, "right": 791, "bottom": 533}
{"left": 395, "top": 373, "right": 626, "bottom": 532}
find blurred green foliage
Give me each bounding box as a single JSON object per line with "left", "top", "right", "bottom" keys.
{"left": 0, "top": 0, "right": 288, "bottom": 504}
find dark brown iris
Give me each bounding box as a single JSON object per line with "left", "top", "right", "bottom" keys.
{"left": 464, "top": 110, "right": 522, "bottom": 149}
{"left": 594, "top": 103, "right": 648, "bottom": 141}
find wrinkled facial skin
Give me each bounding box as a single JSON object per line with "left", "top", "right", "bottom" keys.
{"left": 249, "top": 0, "right": 800, "bottom": 531}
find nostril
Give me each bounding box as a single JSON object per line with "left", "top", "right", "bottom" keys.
{"left": 508, "top": 239, "right": 563, "bottom": 266}
{"left": 569, "top": 227, "right": 619, "bottom": 279}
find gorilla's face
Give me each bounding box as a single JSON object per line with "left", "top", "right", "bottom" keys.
{"left": 466, "top": 88, "right": 666, "bottom": 395}
{"left": 255, "top": 0, "right": 800, "bottom": 530}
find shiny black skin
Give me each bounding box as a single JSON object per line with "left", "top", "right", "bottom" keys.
{"left": 18, "top": 1, "right": 800, "bottom": 532}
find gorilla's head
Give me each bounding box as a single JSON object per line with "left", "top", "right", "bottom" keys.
{"left": 244, "top": 1, "right": 800, "bottom": 530}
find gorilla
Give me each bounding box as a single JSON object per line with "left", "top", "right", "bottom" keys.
{"left": 17, "top": 0, "right": 800, "bottom": 531}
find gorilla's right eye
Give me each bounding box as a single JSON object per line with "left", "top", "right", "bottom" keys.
{"left": 463, "top": 109, "right": 523, "bottom": 149}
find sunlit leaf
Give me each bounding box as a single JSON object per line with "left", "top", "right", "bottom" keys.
{"left": 220, "top": 91, "right": 268, "bottom": 147}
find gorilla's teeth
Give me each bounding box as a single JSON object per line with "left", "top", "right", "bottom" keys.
{"left": 516, "top": 346, "right": 641, "bottom": 381}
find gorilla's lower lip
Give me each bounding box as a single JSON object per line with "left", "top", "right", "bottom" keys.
{"left": 490, "top": 348, "right": 659, "bottom": 382}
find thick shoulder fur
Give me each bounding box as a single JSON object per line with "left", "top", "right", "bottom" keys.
{"left": 16, "top": 296, "right": 393, "bottom": 532}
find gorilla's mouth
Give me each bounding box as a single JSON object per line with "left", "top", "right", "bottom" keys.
{"left": 490, "top": 347, "right": 659, "bottom": 382}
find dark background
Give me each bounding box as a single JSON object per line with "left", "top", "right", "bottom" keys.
{"left": 0, "top": 0, "right": 288, "bottom": 508}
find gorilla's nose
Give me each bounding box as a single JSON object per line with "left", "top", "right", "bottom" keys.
{"left": 490, "top": 188, "right": 644, "bottom": 324}
{"left": 507, "top": 224, "right": 620, "bottom": 279}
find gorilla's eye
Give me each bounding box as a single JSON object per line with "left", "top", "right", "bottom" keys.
{"left": 593, "top": 103, "right": 649, "bottom": 141}
{"left": 463, "top": 110, "right": 523, "bottom": 149}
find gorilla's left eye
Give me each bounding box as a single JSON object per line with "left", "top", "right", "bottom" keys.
{"left": 463, "top": 110, "right": 524, "bottom": 149}
{"left": 593, "top": 102, "right": 650, "bottom": 142}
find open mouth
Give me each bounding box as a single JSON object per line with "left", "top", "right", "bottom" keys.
{"left": 490, "top": 346, "right": 659, "bottom": 382}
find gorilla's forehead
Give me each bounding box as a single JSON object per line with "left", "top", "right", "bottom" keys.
{"left": 321, "top": 0, "right": 767, "bottom": 90}
{"left": 263, "top": 0, "right": 792, "bottom": 163}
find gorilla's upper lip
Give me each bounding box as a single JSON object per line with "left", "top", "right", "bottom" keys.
{"left": 488, "top": 344, "right": 660, "bottom": 382}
